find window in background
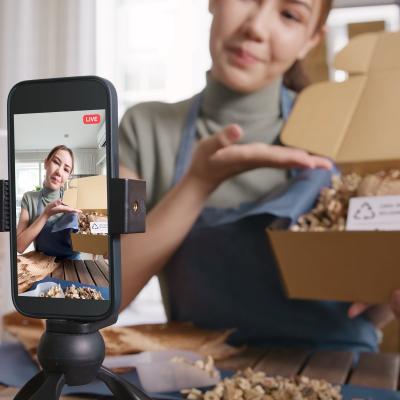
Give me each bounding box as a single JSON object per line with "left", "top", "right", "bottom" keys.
{"left": 326, "top": 4, "right": 400, "bottom": 81}
{"left": 15, "top": 161, "right": 45, "bottom": 219}
{"left": 96, "top": 0, "right": 211, "bottom": 119}
{"left": 15, "top": 161, "right": 45, "bottom": 254}
{"left": 96, "top": 0, "right": 211, "bottom": 326}
{"left": 302, "top": 3, "right": 400, "bottom": 84}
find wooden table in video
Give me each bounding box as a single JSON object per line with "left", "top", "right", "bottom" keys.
{"left": 50, "top": 259, "right": 109, "bottom": 287}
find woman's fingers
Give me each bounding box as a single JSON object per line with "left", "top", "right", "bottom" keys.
{"left": 52, "top": 204, "right": 81, "bottom": 214}
{"left": 201, "top": 124, "right": 243, "bottom": 154}
{"left": 62, "top": 206, "right": 81, "bottom": 214}
{"left": 265, "top": 146, "right": 333, "bottom": 170}
{"left": 390, "top": 290, "right": 400, "bottom": 320}
{"left": 348, "top": 302, "right": 370, "bottom": 319}
{"left": 189, "top": 128, "right": 333, "bottom": 191}
{"left": 309, "top": 156, "right": 333, "bottom": 170}
{"left": 213, "top": 143, "right": 333, "bottom": 170}
{"left": 349, "top": 292, "right": 400, "bottom": 322}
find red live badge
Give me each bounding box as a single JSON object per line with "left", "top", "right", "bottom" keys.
{"left": 83, "top": 114, "right": 101, "bottom": 124}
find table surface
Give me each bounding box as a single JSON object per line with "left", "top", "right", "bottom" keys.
{"left": 1, "top": 347, "right": 399, "bottom": 399}
{"left": 215, "top": 347, "right": 400, "bottom": 390}
{"left": 50, "top": 258, "right": 109, "bottom": 287}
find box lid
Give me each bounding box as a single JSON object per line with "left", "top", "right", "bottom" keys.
{"left": 281, "top": 31, "right": 400, "bottom": 165}
{"left": 63, "top": 175, "right": 107, "bottom": 210}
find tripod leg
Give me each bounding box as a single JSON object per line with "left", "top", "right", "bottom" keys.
{"left": 14, "top": 371, "right": 47, "bottom": 400}
{"left": 14, "top": 372, "right": 66, "bottom": 400}
{"left": 97, "top": 366, "right": 152, "bottom": 400}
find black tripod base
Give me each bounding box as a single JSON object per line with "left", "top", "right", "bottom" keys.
{"left": 14, "top": 366, "right": 151, "bottom": 400}
{"left": 13, "top": 320, "right": 152, "bottom": 400}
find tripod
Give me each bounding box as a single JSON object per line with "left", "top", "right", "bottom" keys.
{"left": 14, "top": 319, "right": 152, "bottom": 400}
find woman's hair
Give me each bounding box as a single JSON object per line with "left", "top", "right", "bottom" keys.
{"left": 283, "top": 0, "right": 333, "bottom": 92}
{"left": 45, "top": 145, "right": 75, "bottom": 174}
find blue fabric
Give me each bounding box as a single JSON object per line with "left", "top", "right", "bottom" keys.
{"left": 29, "top": 276, "right": 109, "bottom": 300}
{"left": 0, "top": 343, "right": 399, "bottom": 399}
{"left": 35, "top": 190, "right": 80, "bottom": 260}
{"left": 164, "top": 87, "right": 378, "bottom": 351}
{"left": 50, "top": 212, "right": 79, "bottom": 233}
{"left": 173, "top": 94, "right": 203, "bottom": 185}
{"left": 196, "top": 168, "right": 334, "bottom": 228}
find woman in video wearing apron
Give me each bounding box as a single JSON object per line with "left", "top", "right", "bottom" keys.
{"left": 17, "top": 145, "right": 81, "bottom": 260}
{"left": 118, "top": 0, "right": 394, "bottom": 351}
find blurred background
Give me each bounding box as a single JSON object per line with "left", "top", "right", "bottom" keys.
{"left": 0, "top": 0, "right": 399, "bottom": 335}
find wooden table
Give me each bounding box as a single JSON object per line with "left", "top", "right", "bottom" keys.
{"left": 215, "top": 347, "right": 400, "bottom": 390}
{"left": 1, "top": 348, "right": 399, "bottom": 399}
{"left": 50, "top": 259, "right": 109, "bottom": 288}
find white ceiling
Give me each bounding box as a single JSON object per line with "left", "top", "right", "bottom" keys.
{"left": 14, "top": 109, "right": 105, "bottom": 151}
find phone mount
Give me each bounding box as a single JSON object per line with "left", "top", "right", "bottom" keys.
{"left": 1, "top": 178, "right": 151, "bottom": 400}
{"left": 14, "top": 319, "right": 152, "bottom": 400}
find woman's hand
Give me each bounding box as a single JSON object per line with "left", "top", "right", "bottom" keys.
{"left": 43, "top": 199, "right": 81, "bottom": 218}
{"left": 186, "top": 124, "right": 333, "bottom": 194}
{"left": 391, "top": 290, "right": 400, "bottom": 320}
{"left": 347, "top": 293, "right": 400, "bottom": 329}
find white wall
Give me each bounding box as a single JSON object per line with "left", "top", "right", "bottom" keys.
{"left": 0, "top": 130, "right": 14, "bottom": 340}
{"left": 0, "top": 0, "right": 97, "bottom": 129}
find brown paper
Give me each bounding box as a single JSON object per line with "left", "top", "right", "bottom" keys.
{"left": 17, "top": 251, "right": 58, "bottom": 293}
{"left": 3, "top": 312, "right": 242, "bottom": 365}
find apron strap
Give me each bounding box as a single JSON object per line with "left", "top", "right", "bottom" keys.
{"left": 172, "top": 94, "right": 203, "bottom": 186}
{"left": 280, "top": 85, "right": 294, "bottom": 121}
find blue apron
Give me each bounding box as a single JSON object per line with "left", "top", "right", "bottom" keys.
{"left": 163, "top": 88, "right": 378, "bottom": 352}
{"left": 35, "top": 190, "right": 80, "bottom": 260}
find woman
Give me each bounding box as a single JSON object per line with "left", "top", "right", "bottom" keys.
{"left": 119, "top": 0, "right": 395, "bottom": 351}
{"left": 17, "top": 145, "right": 81, "bottom": 259}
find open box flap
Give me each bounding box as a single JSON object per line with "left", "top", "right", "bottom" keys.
{"left": 334, "top": 32, "right": 400, "bottom": 74}
{"left": 281, "top": 31, "right": 400, "bottom": 165}
{"left": 63, "top": 175, "right": 107, "bottom": 210}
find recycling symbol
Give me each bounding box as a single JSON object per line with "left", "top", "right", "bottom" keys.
{"left": 92, "top": 223, "right": 99, "bottom": 230}
{"left": 354, "top": 202, "right": 376, "bottom": 220}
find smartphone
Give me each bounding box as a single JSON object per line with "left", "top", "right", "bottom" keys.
{"left": 8, "top": 76, "right": 120, "bottom": 321}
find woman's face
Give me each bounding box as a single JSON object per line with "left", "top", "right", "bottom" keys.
{"left": 209, "top": 0, "right": 324, "bottom": 92}
{"left": 44, "top": 150, "right": 73, "bottom": 191}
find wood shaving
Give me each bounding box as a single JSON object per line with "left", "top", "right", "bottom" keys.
{"left": 17, "top": 251, "right": 58, "bottom": 293}
{"left": 39, "top": 284, "right": 63, "bottom": 298}
{"left": 64, "top": 284, "right": 104, "bottom": 300}
{"left": 291, "top": 169, "right": 400, "bottom": 232}
{"left": 181, "top": 368, "right": 342, "bottom": 400}
{"left": 78, "top": 212, "right": 107, "bottom": 235}
{"left": 39, "top": 284, "right": 104, "bottom": 300}
{"left": 171, "top": 355, "right": 219, "bottom": 378}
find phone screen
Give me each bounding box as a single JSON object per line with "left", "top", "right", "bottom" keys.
{"left": 14, "top": 109, "right": 110, "bottom": 303}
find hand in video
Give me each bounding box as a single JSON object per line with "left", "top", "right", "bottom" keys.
{"left": 44, "top": 199, "right": 82, "bottom": 217}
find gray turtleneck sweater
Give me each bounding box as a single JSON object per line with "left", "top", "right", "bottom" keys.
{"left": 21, "top": 187, "right": 62, "bottom": 225}
{"left": 119, "top": 75, "right": 291, "bottom": 211}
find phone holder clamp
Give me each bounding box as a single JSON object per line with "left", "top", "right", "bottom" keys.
{"left": 14, "top": 319, "right": 152, "bottom": 400}
{"left": 109, "top": 178, "right": 146, "bottom": 234}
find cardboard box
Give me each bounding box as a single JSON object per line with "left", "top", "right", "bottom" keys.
{"left": 70, "top": 233, "right": 107, "bottom": 256}
{"left": 63, "top": 175, "right": 108, "bottom": 255}
{"left": 267, "top": 31, "right": 400, "bottom": 305}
